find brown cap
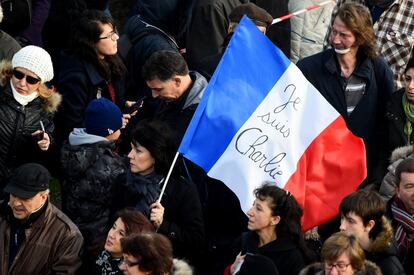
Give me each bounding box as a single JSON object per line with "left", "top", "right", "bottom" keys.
{"left": 229, "top": 3, "right": 273, "bottom": 27}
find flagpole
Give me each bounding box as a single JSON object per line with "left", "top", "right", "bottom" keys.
{"left": 158, "top": 151, "right": 180, "bottom": 202}
{"left": 271, "top": 0, "right": 336, "bottom": 25}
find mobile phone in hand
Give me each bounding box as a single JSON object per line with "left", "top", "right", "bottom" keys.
{"left": 128, "top": 97, "right": 146, "bottom": 114}
{"left": 36, "top": 121, "right": 45, "bottom": 141}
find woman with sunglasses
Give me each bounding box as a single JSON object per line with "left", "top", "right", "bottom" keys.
{"left": 299, "top": 232, "right": 381, "bottom": 275}
{"left": 55, "top": 10, "right": 130, "bottom": 146}
{"left": 0, "top": 45, "right": 60, "bottom": 194}
{"left": 225, "top": 183, "right": 313, "bottom": 275}
{"left": 92, "top": 208, "right": 155, "bottom": 275}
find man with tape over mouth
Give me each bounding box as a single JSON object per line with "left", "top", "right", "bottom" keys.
{"left": 0, "top": 163, "right": 83, "bottom": 275}
{"left": 297, "top": 2, "right": 393, "bottom": 188}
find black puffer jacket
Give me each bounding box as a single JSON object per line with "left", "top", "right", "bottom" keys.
{"left": 60, "top": 130, "right": 127, "bottom": 251}
{"left": 0, "top": 66, "right": 61, "bottom": 191}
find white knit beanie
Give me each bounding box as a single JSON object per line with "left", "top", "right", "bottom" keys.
{"left": 12, "top": 46, "right": 54, "bottom": 82}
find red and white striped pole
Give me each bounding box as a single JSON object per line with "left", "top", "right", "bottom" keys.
{"left": 272, "top": 0, "right": 336, "bottom": 25}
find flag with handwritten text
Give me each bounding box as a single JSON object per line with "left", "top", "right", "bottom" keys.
{"left": 179, "top": 17, "right": 367, "bottom": 230}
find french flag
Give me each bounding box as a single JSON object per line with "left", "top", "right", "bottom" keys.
{"left": 179, "top": 17, "right": 366, "bottom": 230}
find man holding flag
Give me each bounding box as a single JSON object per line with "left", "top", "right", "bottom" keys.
{"left": 178, "top": 12, "right": 367, "bottom": 232}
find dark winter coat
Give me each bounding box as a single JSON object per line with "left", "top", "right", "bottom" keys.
{"left": 231, "top": 232, "right": 306, "bottom": 275}
{"left": 0, "top": 200, "right": 83, "bottom": 274}
{"left": 365, "top": 217, "right": 406, "bottom": 275}
{"left": 123, "top": 15, "right": 179, "bottom": 100}
{"left": 55, "top": 52, "right": 125, "bottom": 144}
{"left": 131, "top": 0, "right": 193, "bottom": 44}
{"left": 0, "top": 0, "right": 51, "bottom": 46}
{"left": 60, "top": 129, "right": 127, "bottom": 250}
{"left": 0, "top": 31, "right": 21, "bottom": 61}
{"left": 0, "top": 66, "right": 61, "bottom": 191}
{"left": 113, "top": 171, "right": 205, "bottom": 266}
{"left": 299, "top": 260, "right": 382, "bottom": 275}
{"left": 253, "top": 0, "right": 291, "bottom": 58}
{"left": 385, "top": 88, "right": 412, "bottom": 155}
{"left": 186, "top": 0, "right": 247, "bottom": 69}
{"left": 297, "top": 49, "right": 393, "bottom": 185}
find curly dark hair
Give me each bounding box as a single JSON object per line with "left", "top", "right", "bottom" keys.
{"left": 254, "top": 183, "right": 314, "bottom": 261}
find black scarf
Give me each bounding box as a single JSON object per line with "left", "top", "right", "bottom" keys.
{"left": 8, "top": 200, "right": 48, "bottom": 268}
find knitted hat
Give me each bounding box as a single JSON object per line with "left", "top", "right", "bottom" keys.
{"left": 4, "top": 163, "right": 50, "bottom": 199}
{"left": 229, "top": 3, "right": 273, "bottom": 27}
{"left": 12, "top": 45, "right": 54, "bottom": 82}
{"left": 85, "top": 97, "right": 123, "bottom": 137}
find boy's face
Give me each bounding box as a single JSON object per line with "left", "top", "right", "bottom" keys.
{"left": 340, "top": 212, "right": 373, "bottom": 248}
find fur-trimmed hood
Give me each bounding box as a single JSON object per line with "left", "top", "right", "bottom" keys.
{"left": 369, "top": 216, "right": 395, "bottom": 254}
{"left": 390, "top": 145, "right": 413, "bottom": 163}
{"left": 0, "top": 61, "right": 61, "bottom": 113}
{"left": 172, "top": 258, "right": 193, "bottom": 275}
{"left": 299, "top": 260, "right": 382, "bottom": 275}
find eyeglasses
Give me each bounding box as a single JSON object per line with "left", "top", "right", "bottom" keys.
{"left": 12, "top": 69, "right": 41, "bottom": 85}
{"left": 118, "top": 259, "right": 139, "bottom": 268}
{"left": 99, "top": 30, "right": 118, "bottom": 41}
{"left": 325, "top": 262, "right": 351, "bottom": 272}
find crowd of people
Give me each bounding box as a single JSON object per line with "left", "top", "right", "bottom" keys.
{"left": 0, "top": 0, "right": 414, "bottom": 274}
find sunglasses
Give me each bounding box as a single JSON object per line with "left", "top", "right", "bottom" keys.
{"left": 12, "top": 69, "right": 41, "bottom": 85}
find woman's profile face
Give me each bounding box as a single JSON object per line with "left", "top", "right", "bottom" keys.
{"left": 11, "top": 67, "right": 41, "bottom": 96}
{"left": 96, "top": 23, "right": 119, "bottom": 59}
{"left": 404, "top": 68, "right": 414, "bottom": 102}
{"left": 324, "top": 252, "right": 355, "bottom": 275}
{"left": 247, "top": 197, "right": 277, "bottom": 232}
{"left": 105, "top": 218, "right": 126, "bottom": 258}
{"left": 128, "top": 143, "right": 156, "bottom": 175}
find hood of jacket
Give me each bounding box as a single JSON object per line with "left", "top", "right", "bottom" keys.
{"left": 171, "top": 258, "right": 193, "bottom": 275}
{"left": 390, "top": 145, "right": 412, "bottom": 163}
{"left": 183, "top": 71, "right": 207, "bottom": 110}
{"left": 69, "top": 128, "right": 108, "bottom": 146}
{"left": 0, "top": 61, "right": 62, "bottom": 113}
{"left": 369, "top": 217, "right": 396, "bottom": 255}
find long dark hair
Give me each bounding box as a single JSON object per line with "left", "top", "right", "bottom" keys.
{"left": 70, "top": 10, "right": 126, "bottom": 80}
{"left": 254, "top": 183, "right": 314, "bottom": 261}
